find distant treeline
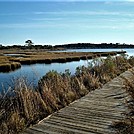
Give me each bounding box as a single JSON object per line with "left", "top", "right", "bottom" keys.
{"left": 0, "top": 45, "right": 53, "bottom": 50}
{"left": 0, "top": 43, "right": 134, "bottom": 50}
{"left": 54, "top": 43, "right": 134, "bottom": 49}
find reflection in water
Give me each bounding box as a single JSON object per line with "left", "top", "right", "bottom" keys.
{"left": 54, "top": 48, "right": 134, "bottom": 56}
{"left": 0, "top": 60, "right": 89, "bottom": 91}
{"left": 0, "top": 48, "right": 134, "bottom": 91}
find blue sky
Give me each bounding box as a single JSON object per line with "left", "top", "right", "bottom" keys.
{"left": 0, "top": 0, "right": 134, "bottom": 45}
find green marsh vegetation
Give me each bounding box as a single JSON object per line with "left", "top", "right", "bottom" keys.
{"left": 0, "top": 54, "right": 134, "bottom": 134}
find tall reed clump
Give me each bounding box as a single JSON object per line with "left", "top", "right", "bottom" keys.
{"left": 0, "top": 62, "right": 21, "bottom": 72}
{"left": 0, "top": 54, "right": 134, "bottom": 134}
{"left": 89, "top": 55, "right": 132, "bottom": 84}
{"left": 38, "top": 70, "right": 89, "bottom": 109}
{"left": 0, "top": 78, "right": 50, "bottom": 134}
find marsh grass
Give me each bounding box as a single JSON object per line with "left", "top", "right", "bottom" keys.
{"left": 0, "top": 51, "right": 125, "bottom": 72}
{"left": 0, "top": 62, "right": 21, "bottom": 72}
{"left": 0, "top": 54, "right": 134, "bottom": 134}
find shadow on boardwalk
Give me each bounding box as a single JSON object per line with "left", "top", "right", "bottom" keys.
{"left": 22, "top": 68, "right": 134, "bottom": 134}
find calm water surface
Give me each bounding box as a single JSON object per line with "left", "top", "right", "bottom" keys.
{"left": 0, "top": 49, "right": 133, "bottom": 91}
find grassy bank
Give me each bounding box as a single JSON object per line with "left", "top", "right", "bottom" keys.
{"left": 0, "top": 50, "right": 125, "bottom": 72}
{"left": 0, "top": 62, "right": 21, "bottom": 72}
{"left": 0, "top": 54, "right": 133, "bottom": 134}
{"left": 0, "top": 55, "right": 21, "bottom": 72}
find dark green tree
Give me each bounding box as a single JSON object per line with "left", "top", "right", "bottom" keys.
{"left": 25, "top": 40, "right": 33, "bottom": 46}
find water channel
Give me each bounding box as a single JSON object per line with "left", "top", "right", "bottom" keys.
{"left": 0, "top": 48, "right": 134, "bottom": 91}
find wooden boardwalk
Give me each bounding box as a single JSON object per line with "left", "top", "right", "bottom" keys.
{"left": 22, "top": 68, "right": 134, "bottom": 134}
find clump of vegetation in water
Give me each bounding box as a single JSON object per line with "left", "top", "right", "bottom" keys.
{"left": 0, "top": 54, "right": 134, "bottom": 134}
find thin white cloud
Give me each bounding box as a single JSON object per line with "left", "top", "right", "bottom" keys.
{"left": 34, "top": 11, "right": 120, "bottom": 16}
{"left": 104, "top": 0, "right": 134, "bottom": 6}
{"left": 9, "top": 0, "right": 134, "bottom": 1}
{"left": 0, "top": 21, "right": 134, "bottom": 31}
{"left": 82, "top": 24, "right": 134, "bottom": 30}
{"left": 0, "top": 23, "right": 70, "bottom": 29}
{"left": 0, "top": 10, "right": 133, "bottom": 18}
{"left": 31, "top": 17, "right": 134, "bottom": 23}
{"left": 33, "top": 10, "right": 134, "bottom": 18}
{"left": 125, "top": 0, "right": 134, "bottom": 1}
{"left": 0, "top": 12, "right": 31, "bottom": 16}
{"left": 32, "top": 18, "right": 63, "bottom": 21}
{"left": 0, "top": 0, "right": 81, "bottom": 1}
{"left": 34, "top": 12, "right": 45, "bottom": 15}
